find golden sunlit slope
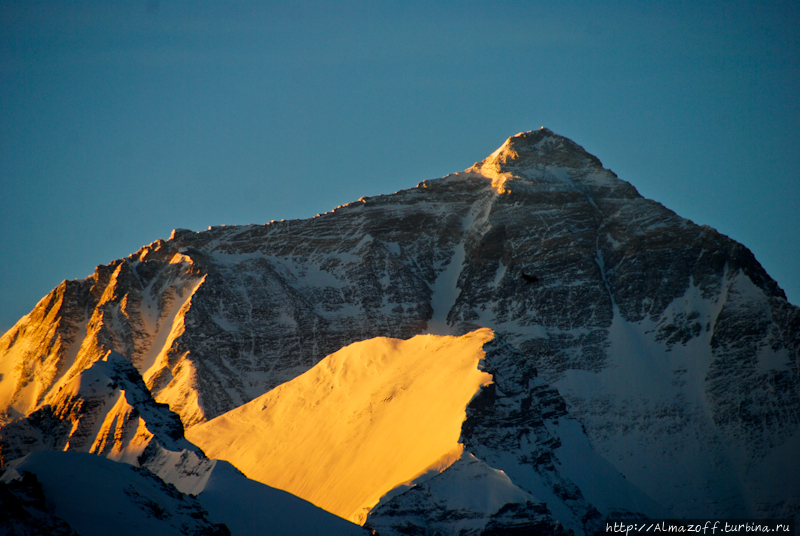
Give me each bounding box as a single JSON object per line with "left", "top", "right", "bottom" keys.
{"left": 186, "top": 328, "right": 494, "bottom": 524}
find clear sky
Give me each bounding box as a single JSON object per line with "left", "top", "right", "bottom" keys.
{"left": 1, "top": 0, "right": 798, "bottom": 331}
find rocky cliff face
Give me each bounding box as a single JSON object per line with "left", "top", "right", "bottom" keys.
{"left": 0, "top": 349, "right": 217, "bottom": 496}
{"left": 1, "top": 128, "right": 798, "bottom": 533}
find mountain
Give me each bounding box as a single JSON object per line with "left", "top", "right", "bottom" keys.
{"left": 1, "top": 450, "right": 227, "bottom": 536}
{"left": 0, "top": 350, "right": 368, "bottom": 535}
{"left": 1, "top": 450, "right": 364, "bottom": 536}
{"left": 1, "top": 128, "right": 798, "bottom": 534}
{"left": 187, "top": 329, "right": 496, "bottom": 525}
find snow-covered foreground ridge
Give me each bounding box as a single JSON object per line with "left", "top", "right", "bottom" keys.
{"left": 187, "top": 328, "right": 495, "bottom": 525}
{"left": 1, "top": 127, "right": 799, "bottom": 535}
{"left": 1, "top": 450, "right": 365, "bottom": 536}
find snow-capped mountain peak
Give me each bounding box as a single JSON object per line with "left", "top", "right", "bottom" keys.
{"left": 1, "top": 128, "right": 798, "bottom": 535}
{"left": 472, "top": 127, "right": 600, "bottom": 172}
{"left": 467, "top": 127, "right": 631, "bottom": 196}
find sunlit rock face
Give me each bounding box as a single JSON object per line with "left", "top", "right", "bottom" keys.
{"left": 0, "top": 349, "right": 216, "bottom": 495}
{"left": 0, "top": 244, "right": 205, "bottom": 426}
{"left": 1, "top": 128, "right": 799, "bottom": 532}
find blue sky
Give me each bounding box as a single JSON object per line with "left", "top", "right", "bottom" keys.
{"left": 1, "top": 0, "right": 798, "bottom": 331}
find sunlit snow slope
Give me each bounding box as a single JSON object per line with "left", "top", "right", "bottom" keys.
{"left": 187, "top": 328, "right": 494, "bottom": 524}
